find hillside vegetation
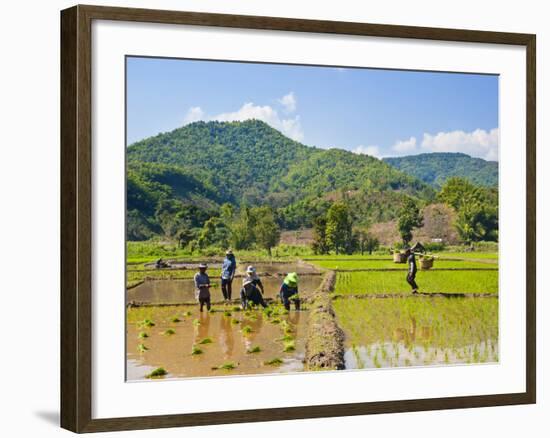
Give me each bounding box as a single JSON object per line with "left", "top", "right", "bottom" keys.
{"left": 384, "top": 152, "right": 498, "bottom": 188}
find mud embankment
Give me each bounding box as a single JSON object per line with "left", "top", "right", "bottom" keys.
{"left": 304, "top": 271, "right": 346, "bottom": 371}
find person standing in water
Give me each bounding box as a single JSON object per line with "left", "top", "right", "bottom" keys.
{"left": 194, "top": 263, "right": 212, "bottom": 312}
{"left": 280, "top": 272, "right": 300, "bottom": 311}
{"left": 220, "top": 249, "right": 237, "bottom": 302}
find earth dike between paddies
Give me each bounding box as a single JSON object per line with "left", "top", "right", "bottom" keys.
{"left": 304, "top": 271, "right": 346, "bottom": 371}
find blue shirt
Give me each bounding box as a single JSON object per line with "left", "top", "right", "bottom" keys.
{"left": 221, "top": 255, "right": 236, "bottom": 280}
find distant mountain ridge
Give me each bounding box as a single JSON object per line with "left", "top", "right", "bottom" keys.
{"left": 383, "top": 152, "right": 498, "bottom": 188}
{"left": 126, "top": 120, "right": 435, "bottom": 239}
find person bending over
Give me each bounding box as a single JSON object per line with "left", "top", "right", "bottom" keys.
{"left": 280, "top": 272, "right": 300, "bottom": 311}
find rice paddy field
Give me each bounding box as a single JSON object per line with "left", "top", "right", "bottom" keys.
{"left": 127, "top": 304, "right": 308, "bottom": 380}
{"left": 334, "top": 297, "right": 499, "bottom": 368}
{"left": 334, "top": 270, "right": 498, "bottom": 295}
{"left": 126, "top": 251, "right": 499, "bottom": 378}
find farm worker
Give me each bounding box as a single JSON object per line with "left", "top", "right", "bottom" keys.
{"left": 244, "top": 265, "right": 265, "bottom": 295}
{"left": 404, "top": 247, "right": 419, "bottom": 294}
{"left": 221, "top": 249, "right": 237, "bottom": 301}
{"left": 279, "top": 272, "right": 300, "bottom": 311}
{"left": 240, "top": 267, "right": 268, "bottom": 309}
{"left": 194, "top": 263, "right": 212, "bottom": 312}
{"left": 155, "top": 258, "right": 169, "bottom": 269}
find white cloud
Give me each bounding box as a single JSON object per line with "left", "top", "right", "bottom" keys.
{"left": 421, "top": 128, "right": 499, "bottom": 161}
{"left": 183, "top": 106, "right": 205, "bottom": 124}
{"left": 353, "top": 145, "right": 382, "bottom": 158}
{"left": 278, "top": 92, "right": 297, "bottom": 113}
{"left": 392, "top": 136, "right": 417, "bottom": 153}
{"left": 210, "top": 102, "right": 304, "bottom": 142}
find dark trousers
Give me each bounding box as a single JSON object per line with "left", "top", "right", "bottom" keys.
{"left": 199, "top": 297, "right": 211, "bottom": 312}
{"left": 221, "top": 278, "right": 233, "bottom": 300}
{"left": 280, "top": 293, "right": 300, "bottom": 311}
{"left": 407, "top": 273, "right": 418, "bottom": 291}
{"left": 240, "top": 289, "right": 267, "bottom": 309}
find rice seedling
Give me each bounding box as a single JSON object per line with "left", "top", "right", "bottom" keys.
{"left": 223, "top": 310, "right": 232, "bottom": 317}
{"left": 264, "top": 358, "right": 284, "bottom": 366}
{"left": 232, "top": 306, "right": 242, "bottom": 312}
{"left": 146, "top": 367, "right": 167, "bottom": 378}
{"left": 230, "top": 318, "right": 240, "bottom": 325}
{"left": 283, "top": 340, "right": 296, "bottom": 352}
{"left": 198, "top": 337, "right": 213, "bottom": 345}
{"left": 241, "top": 325, "right": 253, "bottom": 334}
{"left": 137, "top": 343, "right": 148, "bottom": 353}
{"left": 139, "top": 319, "right": 155, "bottom": 328}
{"left": 137, "top": 331, "right": 149, "bottom": 339}
{"left": 192, "top": 318, "right": 201, "bottom": 326}
{"left": 247, "top": 346, "right": 262, "bottom": 354}
{"left": 170, "top": 316, "right": 181, "bottom": 323}
{"left": 212, "top": 362, "right": 236, "bottom": 371}
{"left": 270, "top": 318, "right": 282, "bottom": 325}
{"left": 183, "top": 311, "right": 193, "bottom": 317}
{"left": 161, "top": 329, "right": 176, "bottom": 336}
{"left": 278, "top": 334, "right": 294, "bottom": 342}
{"left": 191, "top": 345, "right": 203, "bottom": 355}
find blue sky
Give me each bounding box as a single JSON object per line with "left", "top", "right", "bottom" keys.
{"left": 127, "top": 57, "right": 499, "bottom": 160}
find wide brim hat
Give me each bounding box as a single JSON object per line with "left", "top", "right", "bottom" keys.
{"left": 246, "top": 265, "right": 256, "bottom": 274}
{"left": 226, "top": 249, "right": 233, "bottom": 255}
{"left": 284, "top": 272, "right": 298, "bottom": 286}
{"left": 198, "top": 263, "right": 208, "bottom": 269}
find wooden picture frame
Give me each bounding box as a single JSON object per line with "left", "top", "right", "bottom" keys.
{"left": 61, "top": 4, "right": 536, "bottom": 433}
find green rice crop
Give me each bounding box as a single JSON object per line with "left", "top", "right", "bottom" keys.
{"left": 333, "top": 297, "right": 498, "bottom": 367}
{"left": 247, "top": 346, "right": 262, "bottom": 353}
{"left": 137, "top": 343, "right": 148, "bottom": 352}
{"left": 137, "top": 332, "right": 149, "bottom": 339}
{"left": 241, "top": 325, "right": 253, "bottom": 334}
{"left": 146, "top": 367, "right": 167, "bottom": 378}
{"left": 198, "top": 337, "right": 213, "bottom": 345}
{"left": 334, "top": 270, "right": 498, "bottom": 295}
{"left": 212, "top": 362, "right": 236, "bottom": 371}
{"left": 170, "top": 316, "right": 181, "bottom": 323}
{"left": 283, "top": 340, "right": 296, "bottom": 352}
{"left": 161, "top": 329, "right": 176, "bottom": 336}
{"left": 264, "top": 358, "right": 284, "bottom": 366}
{"left": 191, "top": 345, "right": 203, "bottom": 355}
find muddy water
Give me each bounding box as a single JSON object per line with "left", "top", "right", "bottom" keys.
{"left": 127, "top": 274, "right": 323, "bottom": 304}
{"left": 127, "top": 305, "right": 308, "bottom": 380}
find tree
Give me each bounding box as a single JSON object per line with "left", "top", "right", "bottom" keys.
{"left": 325, "top": 202, "right": 353, "bottom": 254}
{"left": 177, "top": 226, "right": 194, "bottom": 249}
{"left": 353, "top": 228, "right": 380, "bottom": 255}
{"left": 197, "top": 217, "right": 230, "bottom": 249}
{"left": 312, "top": 216, "right": 329, "bottom": 255}
{"left": 454, "top": 195, "right": 498, "bottom": 245}
{"left": 397, "top": 197, "right": 423, "bottom": 245}
{"left": 438, "top": 177, "right": 479, "bottom": 210}
{"left": 252, "top": 207, "right": 281, "bottom": 256}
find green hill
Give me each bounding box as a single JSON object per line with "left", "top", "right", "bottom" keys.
{"left": 383, "top": 153, "right": 498, "bottom": 188}
{"left": 127, "top": 120, "right": 435, "bottom": 239}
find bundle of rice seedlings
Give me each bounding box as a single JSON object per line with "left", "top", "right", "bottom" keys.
{"left": 264, "top": 358, "right": 283, "bottom": 366}
{"left": 146, "top": 367, "right": 167, "bottom": 378}
{"left": 137, "top": 332, "right": 149, "bottom": 339}
{"left": 246, "top": 345, "right": 261, "bottom": 354}
{"left": 241, "top": 325, "right": 253, "bottom": 334}
{"left": 198, "top": 337, "right": 213, "bottom": 345}
{"left": 191, "top": 345, "right": 203, "bottom": 355}
{"left": 161, "top": 329, "right": 176, "bottom": 336}
{"left": 137, "top": 343, "right": 148, "bottom": 353}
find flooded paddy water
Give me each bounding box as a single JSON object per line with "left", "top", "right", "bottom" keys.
{"left": 127, "top": 274, "right": 323, "bottom": 304}
{"left": 126, "top": 305, "right": 308, "bottom": 380}
{"left": 333, "top": 296, "right": 499, "bottom": 368}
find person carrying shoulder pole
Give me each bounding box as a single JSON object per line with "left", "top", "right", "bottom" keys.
{"left": 194, "top": 263, "right": 212, "bottom": 312}
{"left": 280, "top": 272, "right": 300, "bottom": 311}
{"left": 221, "top": 249, "right": 237, "bottom": 302}
{"left": 405, "top": 243, "right": 424, "bottom": 294}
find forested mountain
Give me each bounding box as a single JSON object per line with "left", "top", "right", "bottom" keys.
{"left": 383, "top": 152, "right": 498, "bottom": 188}
{"left": 127, "top": 120, "right": 435, "bottom": 240}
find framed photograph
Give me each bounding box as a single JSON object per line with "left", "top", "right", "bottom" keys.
{"left": 60, "top": 4, "right": 536, "bottom": 433}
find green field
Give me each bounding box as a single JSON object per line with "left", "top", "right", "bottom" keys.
{"left": 334, "top": 270, "right": 498, "bottom": 295}
{"left": 309, "top": 259, "right": 496, "bottom": 270}
{"left": 333, "top": 297, "right": 499, "bottom": 367}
